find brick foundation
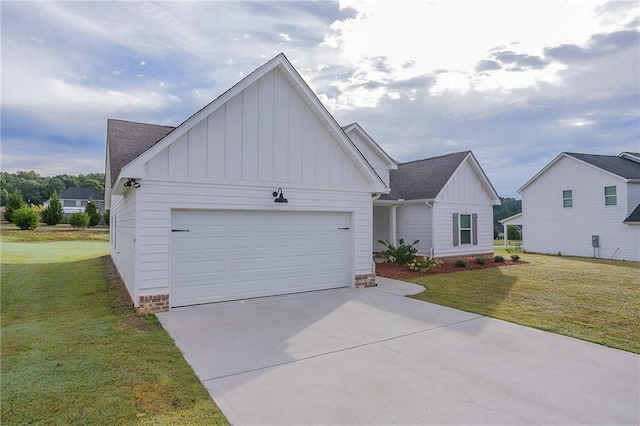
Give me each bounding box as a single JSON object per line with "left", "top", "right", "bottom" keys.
{"left": 436, "top": 252, "right": 495, "bottom": 261}
{"left": 355, "top": 273, "right": 376, "bottom": 288}
{"left": 137, "top": 294, "right": 170, "bottom": 314}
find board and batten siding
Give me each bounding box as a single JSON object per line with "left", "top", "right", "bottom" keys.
{"left": 133, "top": 182, "right": 372, "bottom": 299}
{"left": 396, "top": 203, "right": 432, "bottom": 255}
{"left": 521, "top": 156, "right": 639, "bottom": 261}
{"left": 109, "top": 189, "right": 137, "bottom": 300}
{"left": 346, "top": 130, "right": 391, "bottom": 187}
{"left": 145, "top": 68, "right": 370, "bottom": 192}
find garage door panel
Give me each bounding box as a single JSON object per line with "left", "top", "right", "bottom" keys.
{"left": 171, "top": 210, "right": 352, "bottom": 307}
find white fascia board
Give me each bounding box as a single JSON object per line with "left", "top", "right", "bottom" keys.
{"left": 518, "top": 153, "right": 628, "bottom": 194}
{"left": 438, "top": 152, "right": 501, "bottom": 204}
{"left": 499, "top": 212, "right": 523, "bottom": 225}
{"left": 119, "top": 53, "right": 387, "bottom": 195}
{"left": 619, "top": 152, "right": 640, "bottom": 163}
{"left": 343, "top": 123, "right": 398, "bottom": 169}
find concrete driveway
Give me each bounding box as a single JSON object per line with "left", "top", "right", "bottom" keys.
{"left": 158, "top": 278, "right": 639, "bottom": 425}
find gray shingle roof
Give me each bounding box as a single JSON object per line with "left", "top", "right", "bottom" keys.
{"left": 60, "top": 187, "right": 104, "bottom": 201}
{"left": 380, "top": 151, "right": 470, "bottom": 200}
{"left": 566, "top": 153, "right": 640, "bottom": 180}
{"left": 623, "top": 203, "right": 640, "bottom": 223}
{"left": 107, "top": 119, "right": 175, "bottom": 186}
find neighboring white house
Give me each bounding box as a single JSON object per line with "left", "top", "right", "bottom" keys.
{"left": 518, "top": 152, "right": 640, "bottom": 261}
{"left": 49, "top": 187, "right": 105, "bottom": 214}
{"left": 343, "top": 134, "right": 501, "bottom": 258}
{"left": 105, "top": 53, "right": 388, "bottom": 312}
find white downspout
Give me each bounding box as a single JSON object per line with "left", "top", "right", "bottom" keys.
{"left": 425, "top": 200, "right": 435, "bottom": 258}
{"left": 390, "top": 205, "right": 398, "bottom": 246}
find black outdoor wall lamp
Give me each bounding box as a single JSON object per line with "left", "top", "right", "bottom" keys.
{"left": 273, "top": 188, "right": 288, "bottom": 203}
{"left": 124, "top": 178, "right": 140, "bottom": 189}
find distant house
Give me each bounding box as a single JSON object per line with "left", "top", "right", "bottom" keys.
{"left": 518, "top": 152, "right": 640, "bottom": 261}
{"left": 345, "top": 133, "right": 501, "bottom": 258}
{"left": 57, "top": 187, "right": 105, "bottom": 214}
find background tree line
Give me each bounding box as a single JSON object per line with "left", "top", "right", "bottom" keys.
{"left": 0, "top": 171, "right": 105, "bottom": 206}
{"left": 494, "top": 197, "right": 522, "bottom": 239}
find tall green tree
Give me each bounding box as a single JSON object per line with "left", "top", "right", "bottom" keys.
{"left": 85, "top": 196, "right": 101, "bottom": 227}
{"left": 42, "top": 191, "right": 64, "bottom": 225}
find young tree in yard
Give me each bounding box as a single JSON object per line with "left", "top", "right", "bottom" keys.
{"left": 42, "top": 191, "right": 64, "bottom": 225}
{"left": 85, "top": 196, "right": 101, "bottom": 227}
{"left": 4, "top": 189, "right": 26, "bottom": 223}
{"left": 507, "top": 225, "right": 522, "bottom": 241}
{"left": 69, "top": 212, "right": 89, "bottom": 229}
{"left": 103, "top": 209, "right": 110, "bottom": 226}
{"left": 12, "top": 206, "right": 39, "bottom": 230}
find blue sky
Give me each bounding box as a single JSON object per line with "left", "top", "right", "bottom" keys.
{"left": 1, "top": 1, "right": 638, "bottom": 197}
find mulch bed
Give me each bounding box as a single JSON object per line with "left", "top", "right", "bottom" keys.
{"left": 376, "top": 256, "right": 526, "bottom": 280}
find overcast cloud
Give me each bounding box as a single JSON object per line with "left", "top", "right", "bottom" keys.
{"left": 1, "top": 0, "right": 638, "bottom": 197}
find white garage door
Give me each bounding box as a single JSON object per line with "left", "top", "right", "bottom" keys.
{"left": 171, "top": 210, "right": 352, "bottom": 307}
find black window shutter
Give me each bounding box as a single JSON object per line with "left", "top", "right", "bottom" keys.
{"left": 472, "top": 213, "right": 478, "bottom": 245}
{"left": 453, "top": 213, "right": 459, "bottom": 246}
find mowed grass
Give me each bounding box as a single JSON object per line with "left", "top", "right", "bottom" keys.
{"left": 1, "top": 232, "right": 228, "bottom": 424}
{"left": 408, "top": 250, "right": 640, "bottom": 353}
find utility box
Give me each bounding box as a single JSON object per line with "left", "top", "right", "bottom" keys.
{"left": 592, "top": 235, "right": 600, "bottom": 248}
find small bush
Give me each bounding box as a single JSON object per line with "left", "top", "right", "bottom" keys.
{"left": 454, "top": 259, "right": 467, "bottom": 267}
{"left": 408, "top": 256, "right": 440, "bottom": 272}
{"left": 69, "top": 212, "right": 89, "bottom": 229}
{"left": 494, "top": 255, "right": 505, "bottom": 263}
{"left": 475, "top": 257, "right": 487, "bottom": 265}
{"left": 378, "top": 238, "right": 419, "bottom": 264}
{"left": 12, "top": 206, "right": 39, "bottom": 230}
{"left": 510, "top": 254, "right": 520, "bottom": 261}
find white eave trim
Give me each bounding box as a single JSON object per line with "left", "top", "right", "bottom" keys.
{"left": 342, "top": 123, "right": 398, "bottom": 170}
{"left": 118, "top": 53, "right": 388, "bottom": 195}
{"left": 518, "top": 153, "right": 629, "bottom": 194}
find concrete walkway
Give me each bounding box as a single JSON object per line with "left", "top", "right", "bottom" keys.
{"left": 158, "top": 280, "right": 639, "bottom": 425}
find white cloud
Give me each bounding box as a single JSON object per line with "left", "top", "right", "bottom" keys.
{"left": 279, "top": 32, "right": 291, "bottom": 42}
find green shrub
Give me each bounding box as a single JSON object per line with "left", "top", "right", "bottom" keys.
{"left": 4, "top": 189, "right": 26, "bottom": 223}
{"left": 475, "top": 257, "right": 487, "bottom": 265}
{"left": 69, "top": 212, "right": 89, "bottom": 229}
{"left": 454, "top": 259, "right": 467, "bottom": 267}
{"left": 85, "top": 196, "right": 101, "bottom": 227}
{"left": 494, "top": 255, "right": 505, "bottom": 263}
{"left": 12, "top": 206, "right": 39, "bottom": 230}
{"left": 408, "top": 256, "right": 440, "bottom": 272}
{"left": 42, "top": 191, "right": 64, "bottom": 225}
{"left": 507, "top": 225, "right": 521, "bottom": 241}
{"left": 510, "top": 254, "right": 520, "bottom": 261}
{"left": 378, "top": 238, "right": 419, "bottom": 264}
{"left": 103, "top": 209, "right": 110, "bottom": 226}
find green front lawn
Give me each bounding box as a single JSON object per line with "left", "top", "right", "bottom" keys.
{"left": 1, "top": 234, "right": 228, "bottom": 424}
{"left": 408, "top": 250, "right": 640, "bottom": 354}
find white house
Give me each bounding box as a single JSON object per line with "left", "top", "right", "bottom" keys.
{"left": 518, "top": 152, "right": 640, "bottom": 261}
{"left": 342, "top": 132, "right": 501, "bottom": 259}
{"left": 50, "top": 187, "right": 105, "bottom": 214}
{"left": 105, "top": 54, "right": 387, "bottom": 312}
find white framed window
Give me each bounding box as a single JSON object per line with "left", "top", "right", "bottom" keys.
{"left": 604, "top": 186, "right": 617, "bottom": 206}
{"left": 453, "top": 213, "right": 477, "bottom": 246}
{"left": 460, "top": 214, "right": 472, "bottom": 244}
{"left": 563, "top": 190, "right": 572, "bottom": 208}
{"left": 75, "top": 200, "right": 82, "bottom": 207}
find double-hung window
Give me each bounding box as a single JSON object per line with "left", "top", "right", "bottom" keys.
{"left": 604, "top": 186, "right": 617, "bottom": 206}
{"left": 563, "top": 190, "right": 572, "bottom": 208}
{"left": 453, "top": 213, "right": 477, "bottom": 246}
{"left": 460, "top": 214, "right": 472, "bottom": 244}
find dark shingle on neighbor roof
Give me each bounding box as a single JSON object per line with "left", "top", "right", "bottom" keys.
{"left": 380, "top": 151, "right": 470, "bottom": 200}
{"left": 107, "top": 119, "right": 175, "bottom": 186}
{"left": 60, "top": 187, "right": 104, "bottom": 201}
{"left": 624, "top": 203, "right": 640, "bottom": 223}
{"left": 566, "top": 153, "right": 640, "bottom": 180}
